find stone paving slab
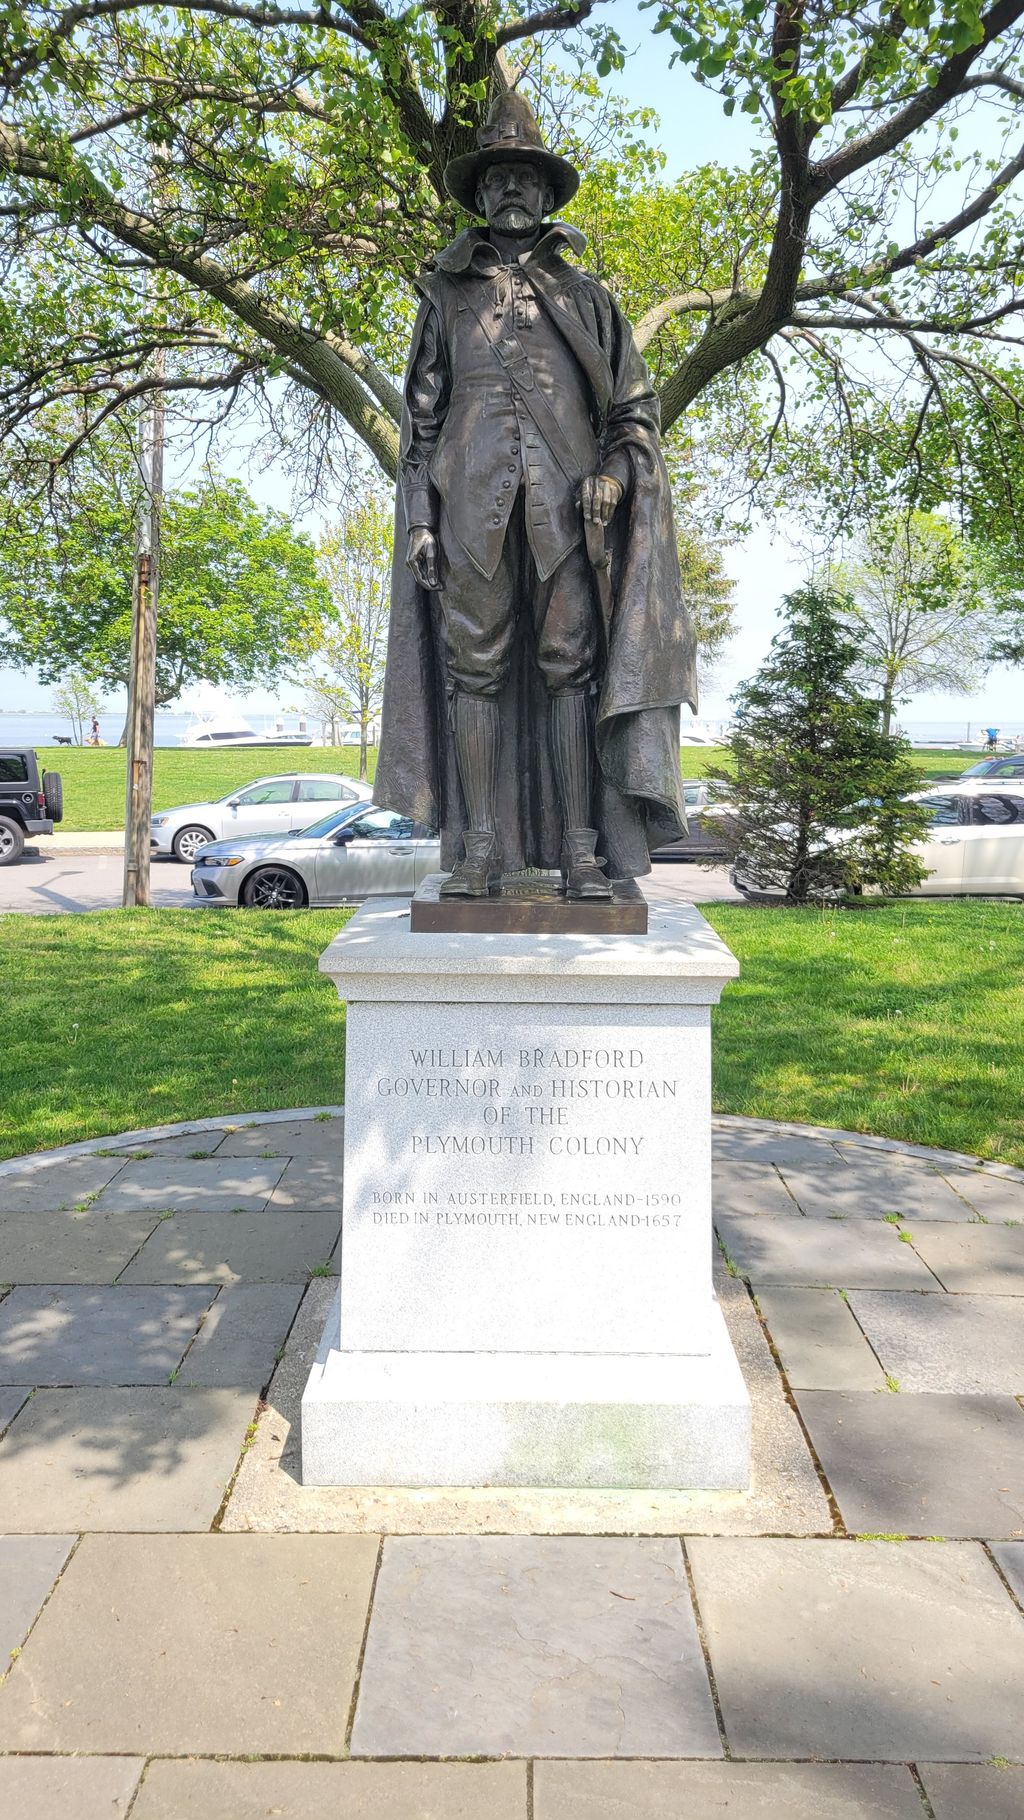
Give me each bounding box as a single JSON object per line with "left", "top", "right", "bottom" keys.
{"left": 686, "top": 1538, "right": 1024, "bottom": 1760}
{"left": 117, "top": 1132, "right": 229, "bottom": 1156}
{"left": 131, "top": 1759, "right": 526, "bottom": 1819}
{"left": 848, "top": 1290, "right": 1024, "bottom": 1393}
{"left": 222, "top": 1277, "right": 829, "bottom": 1536}
{"left": 711, "top": 1163, "right": 799, "bottom": 1219}
{"left": 754, "top": 1286, "right": 886, "bottom": 1390}
{"left": 0, "top": 1755, "right": 143, "bottom": 1819}
{"left": 716, "top": 1214, "right": 939, "bottom": 1289}
{"left": 712, "top": 1129, "right": 846, "bottom": 1168}
{"left": 0, "top": 1207, "right": 159, "bottom": 1284}
{"left": 534, "top": 1760, "right": 926, "bottom": 1818}
{"left": 794, "top": 1391, "right": 1024, "bottom": 1537}
{"left": 177, "top": 1284, "right": 302, "bottom": 1387}
{"left": 906, "top": 1223, "right": 1024, "bottom": 1294}
{"left": 0, "top": 1387, "right": 254, "bottom": 1530}
{"left": 0, "top": 1157, "right": 125, "bottom": 1214}
{"left": 943, "top": 1170, "right": 1024, "bottom": 1223}
{"left": 0, "top": 1285, "right": 214, "bottom": 1385}
{"left": 918, "top": 1764, "right": 1024, "bottom": 1820}
{"left": 0, "top": 1533, "right": 378, "bottom": 1753}
{"left": 116, "top": 1206, "right": 341, "bottom": 1284}
{"left": 0, "top": 1388, "right": 26, "bottom": 1434}
{"left": 89, "top": 1158, "right": 286, "bottom": 1216}
{"left": 780, "top": 1157, "right": 973, "bottom": 1221}
{"left": 990, "top": 1542, "right": 1024, "bottom": 1603}
{"left": 267, "top": 1157, "right": 344, "bottom": 1212}
{"left": 351, "top": 1535, "right": 722, "bottom": 1759}
{"left": 216, "top": 1115, "right": 344, "bottom": 1158}
{"left": 0, "top": 1534, "right": 75, "bottom": 1662}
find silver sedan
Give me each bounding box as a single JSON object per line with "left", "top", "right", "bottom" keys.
{"left": 191, "top": 802, "right": 441, "bottom": 908}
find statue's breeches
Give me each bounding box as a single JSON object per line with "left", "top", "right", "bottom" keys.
{"left": 439, "top": 495, "right": 598, "bottom": 699}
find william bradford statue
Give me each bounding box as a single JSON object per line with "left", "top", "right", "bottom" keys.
{"left": 375, "top": 91, "right": 698, "bottom": 899}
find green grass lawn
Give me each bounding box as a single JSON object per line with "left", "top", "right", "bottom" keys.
{"left": 708, "top": 899, "right": 1024, "bottom": 1165}
{"left": 2, "top": 899, "right": 1021, "bottom": 1165}
{"left": 35, "top": 744, "right": 372, "bottom": 832}
{"left": 38, "top": 743, "right": 984, "bottom": 833}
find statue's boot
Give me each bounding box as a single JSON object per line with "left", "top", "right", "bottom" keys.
{"left": 549, "top": 692, "right": 613, "bottom": 900}
{"left": 440, "top": 692, "right": 502, "bottom": 897}
{"left": 561, "top": 827, "right": 613, "bottom": 899}
{"left": 440, "top": 829, "right": 502, "bottom": 897}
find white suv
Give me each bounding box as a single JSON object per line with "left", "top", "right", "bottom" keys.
{"left": 150, "top": 773, "right": 365, "bottom": 862}
{"left": 733, "top": 782, "right": 1024, "bottom": 901}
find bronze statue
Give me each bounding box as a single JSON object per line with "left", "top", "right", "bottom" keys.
{"left": 375, "top": 91, "right": 697, "bottom": 900}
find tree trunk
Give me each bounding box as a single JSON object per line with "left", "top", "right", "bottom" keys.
{"left": 359, "top": 724, "right": 369, "bottom": 783}
{"left": 123, "top": 343, "right": 164, "bottom": 908}
{"left": 880, "top": 682, "right": 894, "bottom": 738}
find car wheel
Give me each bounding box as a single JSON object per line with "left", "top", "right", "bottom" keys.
{"left": 0, "top": 815, "right": 26, "bottom": 866}
{"left": 241, "top": 865, "right": 308, "bottom": 909}
{"left": 172, "top": 824, "right": 215, "bottom": 863}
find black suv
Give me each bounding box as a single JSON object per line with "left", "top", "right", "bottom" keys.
{"left": 0, "top": 749, "right": 64, "bottom": 865}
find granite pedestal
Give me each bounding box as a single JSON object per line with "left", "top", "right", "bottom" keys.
{"left": 301, "top": 892, "right": 750, "bottom": 1490}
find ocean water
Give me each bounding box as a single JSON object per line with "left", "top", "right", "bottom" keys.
{"left": 2, "top": 708, "right": 1022, "bottom": 752}
{"left": 0, "top": 710, "right": 315, "bottom": 749}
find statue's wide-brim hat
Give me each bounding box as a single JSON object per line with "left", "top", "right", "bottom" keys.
{"left": 444, "top": 90, "right": 580, "bottom": 215}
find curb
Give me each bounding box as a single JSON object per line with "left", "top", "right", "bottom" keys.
{"left": 0, "top": 1105, "right": 345, "bottom": 1178}
{"left": 27, "top": 835, "right": 125, "bottom": 856}
{"left": 2, "top": 1106, "right": 1020, "bottom": 1185}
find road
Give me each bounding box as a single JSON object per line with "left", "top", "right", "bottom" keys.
{"left": 1, "top": 849, "right": 742, "bottom": 914}
{"left": 1, "top": 851, "right": 194, "bottom": 913}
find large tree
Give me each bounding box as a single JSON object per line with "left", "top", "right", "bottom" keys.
{"left": 3, "top": 4, "right": 1024, "bottom": 541}
{"left": 0, "top": 455, "right": 330, "bottom": 704}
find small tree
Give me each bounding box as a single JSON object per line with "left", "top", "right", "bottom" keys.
{"left": 832, "top": 513, "right": 1000, "bottom": 735}
{"left": 299, "top": 503, "right": 392, "bottom": 783}
{"left": 717, "top": 588, "right": 928, "bottom": 906}
{"left": 51, "top": 672, "right": 103, "bottom": 745}
{"left": 677, "top": 523, "right": 737, "bottom": 691}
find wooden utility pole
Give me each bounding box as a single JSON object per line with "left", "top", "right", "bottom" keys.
{"left": 122, "top": 351, "right": 164, "bottom": 907}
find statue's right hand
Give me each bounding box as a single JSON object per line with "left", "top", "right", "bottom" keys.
{"left": 407, "top": 527, "right": 440, "bottom": 591}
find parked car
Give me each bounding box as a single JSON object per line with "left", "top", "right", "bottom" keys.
{"left": 191, "top": 801, "right": 441, "bottom": 907}
{"left": 654, "top": 779, "right": 733, "bottom": 862}
{"left": 150, "top": 773, "right": 365, "bottom": 862}
{"left": 960, "top": 754, "right": 1024, "bottom": 781}
{"left": 732, "top": 784, "right": 1024, "bottom": 901}
{"left": 0, "top": 748, "right": 63, "bottom": 866}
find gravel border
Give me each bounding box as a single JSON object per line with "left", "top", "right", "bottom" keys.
{"left": 2, "top": 1105, "right": 1022, "bottom": 1184}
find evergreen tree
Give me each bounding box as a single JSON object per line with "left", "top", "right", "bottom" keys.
{"left": 718, "top": 589, "right": 928, "bottom": 906}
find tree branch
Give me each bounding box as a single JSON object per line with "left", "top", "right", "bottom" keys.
{"left": 496, "top": 0, "right": 606, "bottom": 49}
{"left": 810, "top": 0, "right": 1024, "bottom": 201}
{"left": 0, "top": 119, "right": 402, "bottom": 472}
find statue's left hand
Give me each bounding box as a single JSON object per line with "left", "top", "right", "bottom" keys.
{"left": 579, "top": 473, "right": 623, "bottom": 527}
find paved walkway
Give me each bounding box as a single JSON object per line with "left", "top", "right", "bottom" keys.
{"left": 0, "top": 1111, "right": 1022, "bottom": 1818}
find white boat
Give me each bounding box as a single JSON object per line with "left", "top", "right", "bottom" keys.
{"left": 679, "top": 718, "right": 732, "bottom": 747}
{"left": 179, "top": 715, "right": 313, "bottom": 749}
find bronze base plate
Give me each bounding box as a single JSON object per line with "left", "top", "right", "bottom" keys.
{"left": 409, "top": 870, "right": 648, "bottom": 935}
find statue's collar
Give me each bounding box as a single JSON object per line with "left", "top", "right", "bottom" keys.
{"left": 432, "top": 222, "right": 587, "bottom": 275}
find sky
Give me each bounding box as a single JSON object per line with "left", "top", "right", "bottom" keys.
{"left": 2, "top": 0, "right": 1021, "bottom": 729}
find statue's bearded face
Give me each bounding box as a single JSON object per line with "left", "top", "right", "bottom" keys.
{"left": 476, "top": 160, "right": 553, "bottom": 235}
